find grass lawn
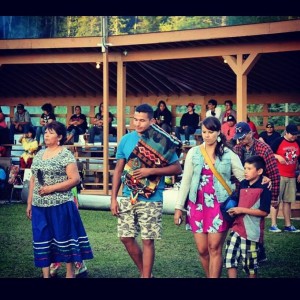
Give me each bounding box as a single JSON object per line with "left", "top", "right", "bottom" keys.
{"left": 0, "top": 203, "right": 300, "bottom": 278}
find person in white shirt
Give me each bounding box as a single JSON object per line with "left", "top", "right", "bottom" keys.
{"left": 206, "top": 99, "right": 222, "bottom": 122}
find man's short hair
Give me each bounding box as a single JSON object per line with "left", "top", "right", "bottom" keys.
{"left": 244, "top": 155, "right": 266, "bottom": 174}
{"left": 17, "top": 104, "right": 24, "bottom": 110}
{"left": 41, "top": 103, "right": 53, "bottom": 113}
{"left": 135, "top": 104, "right": 154, "bottom": 119}
{"left": 208, "top": 99, "right": 217, "bottom": 107}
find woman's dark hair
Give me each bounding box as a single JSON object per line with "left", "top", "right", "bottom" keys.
{"left": 74, "top": 105, "right": 81, "bottom": 113}
{"left": 157, "top": 100, "right": 167, "bottom": 109}
{"left": 155, "top": 100, "right": 171, "bottom": 115}
{"left": 41, "top": 103, "right": 53, "bottom": 113}
{"left": 28, "top": 127, "right": 36, "bottom": 139}
{"left": 224, "top": 100, "right": 233, "bottom": 107}
{"left": 202, "top": 116, "right": 228, "bottom": 159}
{"left": 45, "top": 121, "right": 67, "bottom": 145}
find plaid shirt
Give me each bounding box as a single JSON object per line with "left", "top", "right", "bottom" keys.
{"left": 234, "top": 139, "right": 280, "bottom": 202}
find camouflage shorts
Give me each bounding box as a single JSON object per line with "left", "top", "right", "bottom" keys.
{"left": 117, "top": 197, "right": 163, "bottom": 240}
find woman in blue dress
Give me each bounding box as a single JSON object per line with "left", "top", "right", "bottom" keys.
{"left": 26, "top": 121, "right": 93, "bottom": 278}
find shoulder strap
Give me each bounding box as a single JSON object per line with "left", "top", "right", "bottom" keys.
{"left": 199, "top": 144, "right": 232, "bottom": 195}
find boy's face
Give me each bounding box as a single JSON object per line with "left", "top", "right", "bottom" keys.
{"left": 133, "top": 111, "right": 154, "bottom": 134}
{"left": 244, "top": 162, "right": 262, "bottom": 181}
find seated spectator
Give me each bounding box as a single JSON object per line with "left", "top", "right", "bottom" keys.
{"left": 36, "top": 103, "right": 56, "bottom": 145}
{"left": 221, "top": 114, "right": 237, "bottom": 146}
{"left": 0, "top": 106, "right": 9, "bottom": 144}
{"left": 9, "top": 104, "right": 33, "bottom": 144}
{"left": 247, "top": 116, "right": 259, "bottom": 139}
{"left": 65, "top": 106, "right": 88, "bottom": 144}
{"left": 205, "top": 99, "right": 222, "bottom": 121}
{"left": 220, "top": 100, "right": 237, "bottom": 124}
{"left": 19, "top": 127, "right": 39, "bottom": 168}
{"left": 88, "top": 102, "right": 116, "bottom": 144}
{"left": 153, "top": 100, "right": 173, "bottom": 133}
{"left": 174, "top": 102, "right": 200, "bottom": 145}
{"left": 259, "top": 122, "right": 281, "bottom": 146}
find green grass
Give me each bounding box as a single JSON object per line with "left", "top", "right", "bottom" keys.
{"left": 0, "top": 203, "right": 300, "bottom": 278}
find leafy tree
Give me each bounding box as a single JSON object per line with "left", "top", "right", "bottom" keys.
{"left": 109, "top": 16, "right": 129, "bottom": 35}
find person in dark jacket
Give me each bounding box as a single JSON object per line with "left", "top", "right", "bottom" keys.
{"left": 174, "top": 102, "right": 200, "bottom": 145}
{"left": 153, "top": 100, "right": 173, "bottom": 133}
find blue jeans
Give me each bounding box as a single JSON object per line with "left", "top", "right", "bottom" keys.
{"left": 174, "top": 126, "right": 196, "bottom": 141}
{"left": 88, "top": 126, "right": 103, "bottom": 143}
{"left": 67, "top": 126, "right": 85, "bottom": 142}
{"left": 36, "top": 126, "right": 46, "bottom": 143}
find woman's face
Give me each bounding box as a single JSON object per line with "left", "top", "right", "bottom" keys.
{"left": 201, "top": 124, "right": 219, "bottom": 145}
{"left": 159, "top": 103, "right": 166, "bottom": 111}
{"left": 44, "top": 128, "right": 61, "bottom": 146}
{"left": 75, "top": 107, "right": 81, "bottom": 114}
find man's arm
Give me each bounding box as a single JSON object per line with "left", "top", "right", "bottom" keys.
{"left": 264, "top": 147, "right": 280, "bottom": 203}
{"left": 132, "top": 161, "right": 182, "bottom": 180}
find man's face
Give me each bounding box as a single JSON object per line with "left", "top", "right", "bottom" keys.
{"left": 228, "top": 120, "right": 235, "bottom": 127}
{"left": 207, "top": 103, "right": 215, "bottom": 110}
{"left": 17, "top": 108, "right": 24, "bottom": 114}
{"left": 133, "top": 112, "right": 154, "bottom": 134}
{"left": 237, "top": 131, "right": 253, "bottom": 146}
{"left": 187, "top": 105, "right": 193, "bottom": 112}
{"left": 285, "top": 132, "right": 298, "bottom": 142}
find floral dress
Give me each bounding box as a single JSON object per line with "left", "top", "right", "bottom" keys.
{"left": 186, "top": 162, "right": 229, "bottom": 233}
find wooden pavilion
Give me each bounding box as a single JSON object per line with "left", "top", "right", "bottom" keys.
{"left": 0, "top": 19, "right": 300, "bottom": 199}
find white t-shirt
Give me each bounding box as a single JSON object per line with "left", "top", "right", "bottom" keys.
{"left": 206, "top": 106, "right": 222, "bottom": 121}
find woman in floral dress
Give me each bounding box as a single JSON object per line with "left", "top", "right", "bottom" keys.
{"left": 174, "top": 117, "right": 245, "bottom": 278}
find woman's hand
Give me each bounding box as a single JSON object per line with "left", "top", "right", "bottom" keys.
{"left": 38, "top": 185, "right": 53, "bottom": 196}
{"left": 26, "top": 203, "right": 32, "bottom": 220}
{"left": 174, "top": 209, "right": 183, "bottom": 226}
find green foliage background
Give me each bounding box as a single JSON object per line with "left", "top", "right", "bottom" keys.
{"left": 1, "top": 16, "right": 299, "bottom": 39}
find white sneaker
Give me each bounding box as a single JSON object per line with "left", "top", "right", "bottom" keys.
{"left": 269, "top": 225, "right": 281, "bottom": 233}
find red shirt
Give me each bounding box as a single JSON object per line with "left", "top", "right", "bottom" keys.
{"left": 271, "top": 137, "right": 300, "bottom": 177}
{"left": 221, "top": 122, "right": 235, "bottom": 141}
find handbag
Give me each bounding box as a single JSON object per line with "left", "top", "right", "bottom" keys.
{"left": 199, "top": 144, "right": 238, "bottom": 223}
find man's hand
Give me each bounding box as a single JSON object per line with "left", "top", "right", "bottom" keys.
{"left": 132, "top": 168, "right": 152, "bottom": 179}
{"left": 110, "top": 199, "right": 120, "bottom": 216}
{"left": 271, "top": 200, "right": 280, "bottom": 208}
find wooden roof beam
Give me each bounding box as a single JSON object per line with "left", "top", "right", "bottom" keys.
{"left": 1, "top": 40, "right": 300, "bottom": 65}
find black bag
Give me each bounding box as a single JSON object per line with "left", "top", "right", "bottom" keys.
{"left": 220, "top": 191, "right": 239, "bottom": 223}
